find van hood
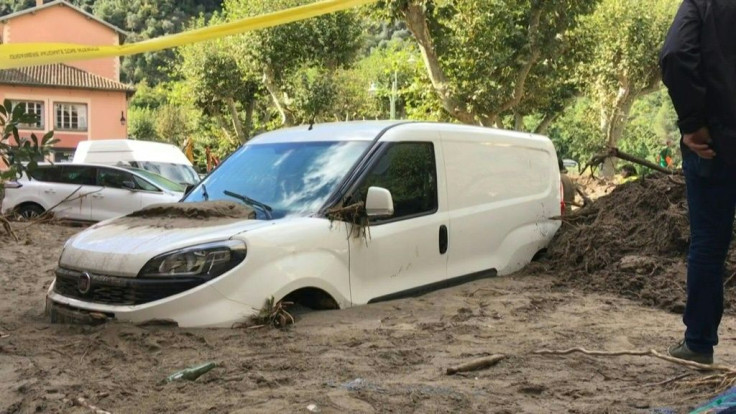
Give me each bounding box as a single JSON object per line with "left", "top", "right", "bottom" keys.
{"left": 59, "top": 218, "right": 271, "bottom": 277}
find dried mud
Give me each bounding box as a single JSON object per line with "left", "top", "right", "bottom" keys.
{"left": 537, "top": 173, "right": 736, "bottom": 315}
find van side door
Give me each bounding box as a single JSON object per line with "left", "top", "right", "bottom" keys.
{"left": 347, "top": 133, "right": 449, "bottom": 305}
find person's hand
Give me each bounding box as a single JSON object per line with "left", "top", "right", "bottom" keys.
{"left": 683, "top": 127, "right": 716, "bottom": 159}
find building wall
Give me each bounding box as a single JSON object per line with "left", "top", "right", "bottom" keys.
{"left": 1, "top": 4, "right": 121, "bottom": 80}
{"left": 0, "top": 85, "right": 128, "bottom": 153}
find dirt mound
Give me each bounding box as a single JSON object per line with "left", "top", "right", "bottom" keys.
{"left": 127, "top": 201, "right": 255, "bottom": 220}
{"left": 539, "top": 173, "right": 736, "bottom": 313}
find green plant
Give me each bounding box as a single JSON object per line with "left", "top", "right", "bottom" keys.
{"left": 0, "top": 99, "right": 58, "bottom": 237}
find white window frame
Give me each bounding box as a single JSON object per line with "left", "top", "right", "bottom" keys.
{"left": 12, "top": 100, "right": 44, "bottom": 129}
{"left": 54, "top": 102, "right": 88, "bottom": 131}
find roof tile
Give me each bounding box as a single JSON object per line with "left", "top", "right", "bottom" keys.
{"left": 0, "top": 63, "right": 134, "bottom": 92}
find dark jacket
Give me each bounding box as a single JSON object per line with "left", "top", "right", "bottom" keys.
{"left": 660, "top": 0, "right": 736, "bottom": 163}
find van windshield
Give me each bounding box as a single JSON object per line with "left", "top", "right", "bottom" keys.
{"left": 184, "top": 141, "right": 371, "bottom": 219}
{"left": 130, "top": 161, "right": 199, "bottom": 186}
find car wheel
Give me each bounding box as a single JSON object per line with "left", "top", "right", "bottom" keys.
{"left": 15, "top": 204, "right": 45, "bottom": 221}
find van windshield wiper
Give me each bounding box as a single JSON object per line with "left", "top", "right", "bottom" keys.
{"left": 223, "top": 190, "right": 273, "bottom": 219}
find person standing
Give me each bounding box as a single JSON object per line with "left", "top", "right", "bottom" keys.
{"left": 656, "top": 139, "right": 674, "bottom": 168}
{"left": 660, "top": 0, "right": 736, "bottom": 364}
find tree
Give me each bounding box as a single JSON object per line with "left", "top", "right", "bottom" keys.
{"left": 0, "top": 100, "right": 57, "bottom": 233}
{"left": 225, "top": 0, "right": 363, "bottom": 126}
{"left": 92, "top": 0, "right": 224, "bottom": 84}
{"left": 177, "top": 31, "right": 261, "bottom": 144}
{"left": 576, "top": 0, "right": 679, "bottom": 176}
{"left": 376, "top": 0, "right": 598, "bottom": 126}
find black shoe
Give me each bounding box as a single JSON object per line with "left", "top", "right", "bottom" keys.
{"left": 668, "top": 340, "right": 713, "bottom": 364}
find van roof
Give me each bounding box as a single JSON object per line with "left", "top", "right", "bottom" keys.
{"left": 249, "top": 121, "right": 551, "bottom": 144}
{"left": 250, "top": 121, "right": 401, "bottom": 144}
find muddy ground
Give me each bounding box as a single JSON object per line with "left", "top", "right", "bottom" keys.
{"left": 2, "top": 175, "right": 736, "bottom": 413}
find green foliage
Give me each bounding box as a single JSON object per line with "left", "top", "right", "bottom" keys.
{"left": 0, "top": 100, "right": 58, "bottom": 181}
{"left": 127, "top": 107, "right": 158, "bottom": 141}
{"left": 375, "top": 0, "right": 599, "bottom": 124}
{"left": 548, "top": 98, "right": 604, "bottom": 164}
{"left": 92, "top": 0, "right": 224, "bottom": 84}
{"left": 577, "top": 0, "right": 678, "bottom": 103}
{"left": 225, "top": 0, "right": 363, "bottom": 80}
{"left": 287, "top": 66, "right": 338, "bottom": 124}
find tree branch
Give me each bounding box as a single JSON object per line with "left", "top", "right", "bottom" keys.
{"left": 533, "top": 112, "right": 558, "bottom": 135}
{"left": 262, "top": 69, "right": 295, "bottom": 126}
{"left": 226, "top": 98, "right": 247, "bottom": 144}
{"left": 401, "top": 2, "right": 485, "bottom": 125}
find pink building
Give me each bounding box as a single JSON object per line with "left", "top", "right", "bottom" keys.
{"left": 0, "top": 0, "right": 134, "bottom": 161}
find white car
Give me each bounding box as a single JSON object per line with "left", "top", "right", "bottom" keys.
{"left": 47, "top": 121, "right": 562, "bottom": 327}
{"left": 2, "top": 163, "right": 185, "bottom": 221}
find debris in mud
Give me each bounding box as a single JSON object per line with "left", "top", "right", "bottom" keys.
{"left": 537, "top": 173, "right": 736, "bottom": 314}
{"left": 109, "top": 201, "right": 256, "bottom": 229}
{"left": 165, "top": 361, "right": 217, "bottom": 383}
{"left": 240, "top": 297, "right": 295, "bottom": 329}
{"left": 446, "top": 354, "right": 506, "bottom": 375}
{"left": 127, "top": 201, "right": 255, "bottom": 220}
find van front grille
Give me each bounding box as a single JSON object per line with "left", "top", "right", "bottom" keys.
{"left": 54, "top": 268, "right": 205, "bottom": 306}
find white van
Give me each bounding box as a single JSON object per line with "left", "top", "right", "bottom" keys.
{"left": 47, "top": 121, "right": 562, "bottom": 327}
{"left": 73, "top": 140, "right": 200, "bottom": 186}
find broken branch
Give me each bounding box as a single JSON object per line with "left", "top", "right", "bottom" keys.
{"left": 446, "top": 354, "right": 506, "bottom": 375}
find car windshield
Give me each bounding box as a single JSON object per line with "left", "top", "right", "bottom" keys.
{"left": 184, "top": 140, "right": 371, "bottom": 219}
{"left": 131, "top": 161, "right": 199, "bottom": 185}
{"left": 123, "top": 167, "right": 186, "bottom": 193}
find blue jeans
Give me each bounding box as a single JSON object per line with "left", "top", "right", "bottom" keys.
{"left": 682, "top": 147, "right": 736, "bottom": 353}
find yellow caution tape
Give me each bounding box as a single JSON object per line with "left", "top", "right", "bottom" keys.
{"left": 0, "top": 0, "right": 376, "bottom": 69}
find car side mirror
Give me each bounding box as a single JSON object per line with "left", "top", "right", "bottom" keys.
{"left": 122, "top": 180, "right": 136, "bottom": 191}
{"left": 365, "top": 186, "right": 394, "bottom": 218}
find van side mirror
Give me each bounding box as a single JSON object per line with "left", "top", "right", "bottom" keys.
{"left": 122, "top": 180, "right": 136, "bottom": 191}
{"left": 365, "top": 186, "right": 394, "bottom": 218}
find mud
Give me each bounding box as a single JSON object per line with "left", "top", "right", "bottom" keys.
{"left": 113, "top": 201, "right": 256, "bottom": 228}
{"left": 2, "top": 185, "right": 735, "bottom": 412}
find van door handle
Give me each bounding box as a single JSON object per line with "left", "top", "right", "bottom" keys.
{"left": 91, "top": 193, "right": 103, "bottom": 199}
{"left": 43, "top": 189, "right": 55, "bottom": 194}
{"left": 439, "top": 225, "right": 448, "bottom": 255}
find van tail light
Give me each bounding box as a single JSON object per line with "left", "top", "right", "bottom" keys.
{"left": 559, "top": 181, "right": 565, "bottom": 216}
{"left": 3, "top": 181, "right": 22, "bottom": 189}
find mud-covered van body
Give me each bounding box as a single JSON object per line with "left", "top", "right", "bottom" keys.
{"left": 47, "top": 121, "right": 561, "bottom": 327}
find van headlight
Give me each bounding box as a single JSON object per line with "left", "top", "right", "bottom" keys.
{"left": 139, "top": 240, "right": 246, "bottom": 279}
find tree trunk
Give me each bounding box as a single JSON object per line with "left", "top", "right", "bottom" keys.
{"left": 600, "top": 85, "right": 635, "bottom": 178}
{"left": 226, "top": 98, "right": 247, "bottom": 144}
{"left": 534, "top": 113, "right": 558, "bottom": 135}
{"left": 262, "top": 69, "right": 295, "bottom": 126}
{"left": 514, "top": 112, "right": 525, "bottom": 131}
{"left": 243, "top": 99, "right": 254, "bottom": 142}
